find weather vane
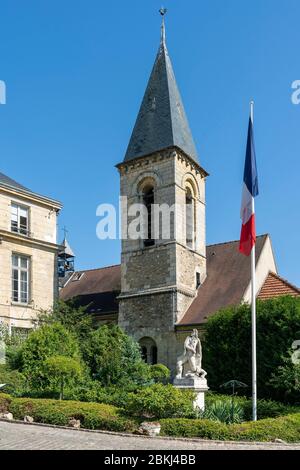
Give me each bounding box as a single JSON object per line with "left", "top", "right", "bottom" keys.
{"left": 62, "top": 226, "right": 68, "bottom": 239}
{"left": 159, "top": 7, "right": 167, "bottom": 17}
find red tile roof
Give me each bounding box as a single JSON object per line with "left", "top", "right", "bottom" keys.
{"left": 257, "top": 272, "right": 300, "bottom": 300}
{"left": 59, "top": 235, "right": 299, "bottom": 324}
{"left": 178, "top": 235, "right": 268, "bottom": 325}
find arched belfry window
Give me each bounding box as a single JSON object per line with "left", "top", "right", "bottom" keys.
{"left": 143, "top": 185, "right": 155, "bottom": 247}
{"left": 186, "top": 187, "right": 195, "bottom": 249}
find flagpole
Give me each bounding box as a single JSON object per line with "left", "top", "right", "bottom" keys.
{"left": 250, "top": 100, "right": 257, "bottom": 421}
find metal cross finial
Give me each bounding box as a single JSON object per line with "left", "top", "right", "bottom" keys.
{"left": 159, "top": 7, "right": 167, "bottom": 46}
{"left": 62, "top": 226, "right": 68, "bottom": 239}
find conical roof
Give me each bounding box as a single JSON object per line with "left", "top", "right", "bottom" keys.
{"left": 124, "top": 19, "right": 198, "bottom": 163}
{"left": 59, "top": 237, "right": 75, "bottom": 258}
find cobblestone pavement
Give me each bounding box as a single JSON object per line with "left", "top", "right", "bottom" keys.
{"left": 0, "top": 420, "right": 299, "bottom": 450}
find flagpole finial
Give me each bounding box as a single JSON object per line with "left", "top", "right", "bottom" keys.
{"left": 159, "top": 7, "right": 167, "bottom": 46}
{"left": 250, "top": 100, "right": 254, "bottom": 123}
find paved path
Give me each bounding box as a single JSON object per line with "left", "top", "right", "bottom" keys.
{"left": 0, "top": 420, "right": 299, "bottom": 450}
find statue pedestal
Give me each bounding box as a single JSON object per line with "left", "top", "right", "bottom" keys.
{"left": 173, "top": 376, "right": 209, "bottom": 411}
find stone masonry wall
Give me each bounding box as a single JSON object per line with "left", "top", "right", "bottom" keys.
{"left": 119, "top": 291, "right": 178, "bottom": 371}
{"left": 118, "top": 148, "right": 207, "bottom": 371}
{"left": 121, "top": 243, "right": 176, "bottom": 293}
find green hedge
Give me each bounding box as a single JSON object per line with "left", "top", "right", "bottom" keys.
{"left": 0, "top": 394, "right": 137, "bottom": 433}
{"left": 203, "top": 296, "right": 300, "bottom": 402}
{"left": 160, "top": 418, "right": 229, "bottom": 440}
{"left": 161, "top": 413, "right": 300, "bottom": 443}
{"left": 1, "top": 393, "right": 300, "bottom": 442}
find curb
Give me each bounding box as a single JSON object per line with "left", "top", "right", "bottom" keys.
{"left": 0, "top": 418, "right": 299, "bottom": 448}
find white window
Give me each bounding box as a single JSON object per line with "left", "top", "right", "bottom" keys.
{"left": 12, "top": 254, "right": 30, "bottom": 304}
{"left": 11, "top": 203, "right": 29, "bottom": 235}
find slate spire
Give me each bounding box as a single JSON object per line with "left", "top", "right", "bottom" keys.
{"left": 124, "top": 13, "right": 198, "bottom": 163}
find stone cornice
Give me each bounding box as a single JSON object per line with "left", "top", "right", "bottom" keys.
{"left": 116, "top": 146, "right": 209, "bottom": 178}
{"left": 0, "top": 229, "right": 63, "bottom": 252}
{"left": 0, "top": 184, "right": 62, "bottom": 211}
{"left": 121, "top": 240, "right": 206, "bottom": 261}
{"left": 118, "top": 284, "right": 195, "bottom": 300}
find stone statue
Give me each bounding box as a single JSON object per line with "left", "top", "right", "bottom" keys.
{"left": 176, "top": 329, "right": 207, "bottom": 380}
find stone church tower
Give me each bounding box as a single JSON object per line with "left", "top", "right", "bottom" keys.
{"left": 117, "top": 16, "right": 208, "bottom": 370}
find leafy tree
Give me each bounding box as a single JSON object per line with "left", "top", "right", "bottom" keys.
{"left": 44, "top": 355, "right": 83, "bottom": 400}
{"left": 81, "top": 324, "right": 151, "bottom": 387}
{"left": 19, "top": 323, "right": 80, "bottom": 391}
{"left": 37, "top": 300, "right": 92, "bottom": 340}
{"left": 203, "top": 296, "right": 300, "bottom": 402}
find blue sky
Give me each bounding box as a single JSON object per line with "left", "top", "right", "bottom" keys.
{"left": 0, "top": 0, "right": 299, "bottom": 285}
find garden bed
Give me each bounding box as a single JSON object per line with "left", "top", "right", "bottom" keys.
{"left": 1, "top": 393, "right": 300, "bottom": 442}
{"left": 0, "top": 393, "right": 137, "bottom": 433}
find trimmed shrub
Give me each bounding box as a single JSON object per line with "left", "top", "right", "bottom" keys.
{"left": 0, "top": 393, "right": 11, "bottom": 413}
{"left": 229, "top": 414, "right": 300, "bottom": 442}
{"left": 9, "top": 397, "right": 137, "bottom": 432}
{"left": 126, "top": 384, "right": 195, "bottom": 419}
{"left": 65, "top": 382, "right": 135, "bottom": 408}
{"left": 160, "top": 413, "right": 300, "bottom": 442}
{"left": 149, "top": 364, "right": 170, "bottom": 384}
{"left": 160, "top": 418, "right": 230, "bottom": 440}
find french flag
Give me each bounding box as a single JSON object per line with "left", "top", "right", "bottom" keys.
{"left": 239, "top": 116, "right": 259, "bottom": 256}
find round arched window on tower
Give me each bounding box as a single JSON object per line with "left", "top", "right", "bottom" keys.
{"left": 186, "top": 187, "right": 195, "bottom": 249}
{"left": 142, "top": 185, "right": 155, "bottom": 247}
{"left": 139, "top": 337, "right": 158, "bottom": 365}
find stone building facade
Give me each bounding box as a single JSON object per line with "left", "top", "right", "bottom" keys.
{"left": 0, "top": 172, "right": 62, "bottom": 333}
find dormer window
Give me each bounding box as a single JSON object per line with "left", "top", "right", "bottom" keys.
{"left": 11, "top": 203, "right": 29, "bottom": 236}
